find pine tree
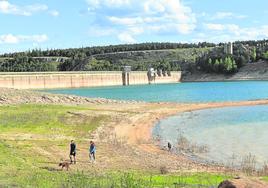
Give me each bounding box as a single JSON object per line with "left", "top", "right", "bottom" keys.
{"left": 214, "top": 59, "right": 220, "bottom": 72}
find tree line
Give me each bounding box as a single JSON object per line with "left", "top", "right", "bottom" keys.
{"left": 0, "top": 40, "right": 268, "bottom": 73}
{"left": 0, "top": 52, "right": 181, "bottom": 72}
{"left": 0, "top": 56, "right": 57, "bottom": 72}
{"left": 1, "top": 42, "right": 216, "bottom": 58}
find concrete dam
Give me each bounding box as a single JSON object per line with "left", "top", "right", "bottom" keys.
{"left": 0, "top": 71, "right": 181, "bottom": 89}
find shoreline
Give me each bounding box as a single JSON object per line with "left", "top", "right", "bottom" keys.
{"left": 2, "top": 88, "right": 268, "bottom": 174}
{"left": 119, "top": 99, "right": 268, "bottom": 145}
{"left": 114, "top": 99, "right": 268, "bottom": 171}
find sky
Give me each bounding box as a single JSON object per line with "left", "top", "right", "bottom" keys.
{"left": 0, "top": 0, "right": 268, "bottom": 53}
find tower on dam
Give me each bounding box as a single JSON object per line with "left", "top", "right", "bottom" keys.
{"left": 224, "top": 42, "right": 233, "bottom": 55}
{"left": 147, "top": 67, "right": 156, "bottom": 84}
{"left": 122, "top": 66, "right": 131, "bottom": 86}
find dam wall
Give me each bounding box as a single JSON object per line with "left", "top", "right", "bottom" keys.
{"left": 0, "top": 71, "right": 181, "bottom": 89}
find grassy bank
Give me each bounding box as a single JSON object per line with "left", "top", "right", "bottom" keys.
{"left": 0, "top": 105, "right": 105, "bottom": 135}
{"left": 0, "top": 104, "right": 107, "bottom": 187}
{"left": 7, "top": 171, "right": 231, "bottom": 187}
{"left": 0, "top": 104, "right": 230, "bottom": 187}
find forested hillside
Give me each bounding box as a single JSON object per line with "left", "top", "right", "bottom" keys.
{"left": 197, "top": 40, "right": 268, "bottom": 74}
{"left": 0, "top": 40, "right": 267, "bottom": 73}
{"left": 1, "top": 42, "right": 215, "bottom": 58}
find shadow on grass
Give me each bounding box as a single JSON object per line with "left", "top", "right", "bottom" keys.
{"left": 38, "top": 160, "right": 92, "bottom": 165}
{"left": 40, "top": 166, "right": 62, "bottom": 172}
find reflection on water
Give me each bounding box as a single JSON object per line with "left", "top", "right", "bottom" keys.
{"left": 153, "top": 105, "right": 268, "bottom": 168}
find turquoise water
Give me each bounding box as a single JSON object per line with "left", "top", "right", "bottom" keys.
{"left": 153, "top": 105, "right": 268, "bottom": 167}
{"left": 45, "top": 81, "right": 268, "bottom": 103}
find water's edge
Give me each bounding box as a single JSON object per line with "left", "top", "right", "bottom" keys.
{"left": 152, "top": 105, "right": 268, "bottom": 169}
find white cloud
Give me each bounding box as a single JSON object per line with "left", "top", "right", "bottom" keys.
{"left": 0, "top": 34, "right": 19, "bottom": 44}
{"left": 144, "top": 0, "right": 165, "bottom": 13}
{"left": 0, "top": 1, "right": 47, "bottom": 16}
{"left": 175, "top": 23, "right": 195, "bottom": 34}
{"left": 0, "top": 1, "right": 28, "bottom": 16}
{"left": 205, "top": 23, "right": 242, "bottom": 35}
{"left": 29, "top": 35, "right": 48, "bottom": 43}
{"left": 49, "top": 10, "right": 59, "bottom": 17}
{"left": 214, "top": 12, "right": 233, "bottom": 19}
{"left": 0, "top": 34, "right": 48, "bottom": 44}
{"left": 198, "top": 24, "right": 268, "bottom": 43}
{"left": 200, "top": 11, "right": 247, "bottom": 20}
{"left": 0, "top": 1, "right": 59, "bottom": 17}
{"left": 88, "top": 26, "right": 116, "bottom": 37}
{"left": 86, "top": 0, "right": 130, "bottom": 10}
{"left": 86, "top": 0, "right": 100, "bottom": 8}
{"left": 212, "top": 11, "right": 247, "bottom": 20}
{"left": 128, "top": 27, "right": 144, "bottom": 35}
{"left": 25, "top": 4, "right": 48, "bottom": 13}
{"left": 86, "top": 0, "right": 196, "bottom": 42}
{"left": 108, "top": 16, "right": 143, "bottom": 26}
{"left": 118, "top": 32, "right": 136, "bottom": 43}
{"left": 204, "top": 23, "right": 225, "bottom": 31}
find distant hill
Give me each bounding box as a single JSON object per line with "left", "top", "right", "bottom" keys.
{"left": 91, "top": 48, "right": 211, "bottom": 71}
{"left": 0, "top": 42, "right": 215, "bottom": 58}
{"left": 0, "top": 42, "right": 214, "bottom": 72}
{"left": 0, "top": 40, "right": 267, "bottom": 75}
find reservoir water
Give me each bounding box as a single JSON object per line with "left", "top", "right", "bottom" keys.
{"left": 153, "top": 105, "right": 268, "bottom": 168}
{"left": 46, "top": 81, "right": 268, "bottom": 103}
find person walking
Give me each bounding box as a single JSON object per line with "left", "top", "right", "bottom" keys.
{"left": 69, "top": 140, "right": 76, "bottom": 164}
{"left": 168, "top": 142, "right": 172, "bottom": 152}
{"left": 89, "top": 141, "right": 96, "bottom": 163}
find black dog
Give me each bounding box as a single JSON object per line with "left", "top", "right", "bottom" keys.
{"left": 59, "top": 162, "right": 70, "bottom": 171}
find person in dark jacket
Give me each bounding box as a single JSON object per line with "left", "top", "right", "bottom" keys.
{"left": 168, "top": 142, "right": 172, "bottom": 152}
{"left": 89, "top": 141, "right": 96, "bottom": 163}
{"left": 69, "top": 140, "right": 76, "bottom": 164}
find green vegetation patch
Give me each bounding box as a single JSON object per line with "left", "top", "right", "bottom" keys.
{"left": 0, "top": 104, "right": 111, "bottom": 187}
{"left": 0, "top": 104, "right": 108, "bottom": 136}
{"left": 2, "top": 170, "right": 230, "bottom": 188}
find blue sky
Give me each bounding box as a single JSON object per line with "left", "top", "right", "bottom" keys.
{"left": 0, "top": 0, "right": 267, "bottom": 53}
